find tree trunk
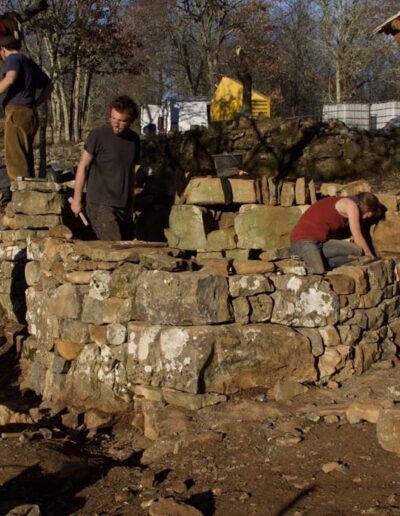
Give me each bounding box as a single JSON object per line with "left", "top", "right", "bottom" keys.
{"left": 38, "top": 103, "right": 48, "bottom": 177}
{"left": 335, "top": 59, "right": 341, "bottom": 103}
{"left": 73, "top": 61, "right": 82, "bottom": 142}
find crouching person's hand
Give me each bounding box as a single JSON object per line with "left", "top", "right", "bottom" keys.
{"left": 70, "top": 198, "right": 82, "bottom": 216}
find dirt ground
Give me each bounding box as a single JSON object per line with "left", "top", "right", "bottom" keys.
{"left": 1, "top": 349, "right": 400, "bottom": 516}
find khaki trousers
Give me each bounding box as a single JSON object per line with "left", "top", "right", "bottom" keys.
{"left": 4, "top": 104, "right": 39, "bottom": 181}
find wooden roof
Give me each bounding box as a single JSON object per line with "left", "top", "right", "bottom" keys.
{"left": 374, "top": 11, "right": 400, "bottom": 34}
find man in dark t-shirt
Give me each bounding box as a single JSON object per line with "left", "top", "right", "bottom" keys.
{"left": 71, "top": 95, "right": 141, "bottom": 240}
{"left": 0, "top": 34, "right": 51, "bottom": 187}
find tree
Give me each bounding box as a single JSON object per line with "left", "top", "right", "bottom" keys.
{"left": 316, "top": 0, "right": 385, "bottom": 103}
{"left": 22, "top": 0, "right": 142, "bottom": 142}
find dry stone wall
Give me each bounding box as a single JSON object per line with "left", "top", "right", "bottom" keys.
{"left": 0, "top": 179, "right": 399, "bottom": 414}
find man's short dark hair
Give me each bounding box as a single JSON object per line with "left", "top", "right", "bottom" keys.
{"left": 110, "top": 95, "right": 138, "bottom": 121}
{"left": 0, "top": 38, "right": 22, "bottom": 51}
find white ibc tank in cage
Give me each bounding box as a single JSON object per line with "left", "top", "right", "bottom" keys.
{"left": 370, "top": 101, "right": 400, "bottom": 129}
{"left": 322, "top": 103, "right": 370, "bottom": 130}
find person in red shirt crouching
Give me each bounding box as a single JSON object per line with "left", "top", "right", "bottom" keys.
{"left": 290, "top": 192, "right": 383, "bottom": 274}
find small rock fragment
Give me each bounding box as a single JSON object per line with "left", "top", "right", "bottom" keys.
{"left": 273, "top": 379, "right": 308, "bottom": 401}
{"left": 321, "top": 461, "right": 341, "bottom": 474}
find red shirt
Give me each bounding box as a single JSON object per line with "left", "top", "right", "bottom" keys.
{"left": 291, "top": 196, "right": 349, "bottom": 243}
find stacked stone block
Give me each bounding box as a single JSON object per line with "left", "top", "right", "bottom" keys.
{"left": 0, "top": 179, "right": 68, "bottom": 322}
{"left": 15, "top": 236, "right": 400, "bottom": 413}
{"left": 166, "top": 177, "right": 400, "bottom": 258}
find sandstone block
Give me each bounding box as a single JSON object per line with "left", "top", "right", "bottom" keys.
{"left": 354, "top": 341, "right": 380, "bottom": 374}
{"left": 275, "top": 259, "right": 307, "bottom": 275}
{"left": 110, "top": 263, "right": 143, "bottom": 298}
{"left": 337, "top": 325, "right": 362, "bottom": 347}
{"left": 377, "top": 409, "right": 400, "bottom": 455}
{"left": 235, "top": 205, "right": 306, "bottom": 250}
{"left": 337, "top": 180, "right": 372, "bottom": 196}
{"left": 127, "top": 324, "right": 215, "bottom": 393}
{"left": 203, "top": 324, "right": 317, "bottom": 393}
{"left": 12, "top": 191, "right": 64, "bottom": 215}
{"left": 48, "top": 224, "right": 73, "bottom": 239}
{"left": 309, "top": 179, "right": 317, "bottom": 204}
{"left": 82, "top": 297, "right": 132, "bottom": 325}
{"left": 197, "top": 251, "right": 223, "bottom": 260}
{"left": 133, "top": 385, "right": 164, "bottom": 402}
{"left": 12, "top": 178, "right": 63, "bottom": 192}
{"left": 358, "top": 290, "right": 384, "bottom": 309}
{"left": 382, "top": 297, "right": 400, "bottom": 323}
{"left": 196, "top": 258, "right": 229, "bottom": 276}
{"left": 318, "top": 325, "right": 341, "bottom": 347}
{"left": 365, "top": 307, "right": 385, "bottom": 330}
{"left": 225, "top": 249, "right": 249, "bottom": 261}
{"left": 15, "top": 214, "right": 62, "bottom": 229}
{"left": 232, "top": 297, "right": 249, "bottom": 324}
{"left": 233, "top": 260, "right": 275, "bottom": 274}
{"left": 139, "top": 253, "right": 188, "bottom": 272}
{"left": 259, "top": 247, "right": 291, "bottom": 261}
{"left": 73, "top": 241, "right": 142, "bottom": 262}
{"left": 60, "top": 319, "right": 89, "bottom": 344}
{"left": 332, "top": 265, "right": 368, "bottom": 294}
{"left": 297, "top": 327, "right": 324, "bottom": 357}
{"left": 248, "top": 294, "right": 273, "bottom": 322}
{"left": 184, "top": 177, "right": 258, "bottom": 205}
{"left": 295, "top": 177, "right": 308, "bottom": 205}
{"left": 318, "top": 346, "right": 350, "bottom": 380}
{"left": 372, "top": 213, "right": 400, "bottom": 255}
{"left": 88, "top": 324, "right": 108, "bottom": 345}
{"left": 134, "top": 271, "right": 232, "bottom": 325}
{"left": 166, "top": 205, "right": 213, "bottom": 250}
{"left": 204, "top": 228, "right": 236, "bottom": 251}
{"left": 89, "top": 271, "right": 112, "bottom": 300}
{"left": 346, "top": 399, "right": 394, "bottom": 424}
{"left": 271, "top": 275, "right": 339, "bottom": 327}
{"left": 229, "top": 274, "right": 274, "bottom": 297}
{"left": 280, "top": 182, "right": 295, "bottom": 206}
{"left": 319, "top": 182, "right": 342, "bottom": 197}
{"left": 273, "top": 379, "right": 308, "bottom": 401}
{"left": 366, "top": 260, "right": 389, "bottom": 290}
{"left": 268, "top": 177, "right": 278, "bottom": 205}
{"left": 55, "top": 339, "right": 84, "bottom": 360}
{"left": 48, "top": 284, "right": 82, "bottom": 319}
{"left": 25, "top": 261, "right": 41, "bottom": 286}
{"left": 64, "top": 271, "right": 93, "bottom": 284}
{"left": 107, "top": 323, "right": 127, "bottom": 345}
{"left": 326, "top": 273, "right": 355, "bottom": 295}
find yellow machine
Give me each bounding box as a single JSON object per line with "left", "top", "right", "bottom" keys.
{"left": 210, "top": 76, "right": 271, "bottom": 122}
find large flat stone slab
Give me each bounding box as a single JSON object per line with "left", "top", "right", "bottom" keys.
{"left": 134, "top": 270, "right": 232, "bottom": 325}
{"left": 184, "top": 177, "right": 258, "bottom": 205}
{"left": 235, "top": 205, "right": 307, "bottom": 250}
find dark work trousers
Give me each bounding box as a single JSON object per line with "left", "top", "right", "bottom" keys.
{"left": 290, "top": 239, "right": 364, "bottom": 274}
{"left": 86, "top": 202, "right": 134, "bottom": 241}
{"left": 4, "top": 104, "right": 39, "bottom": 180}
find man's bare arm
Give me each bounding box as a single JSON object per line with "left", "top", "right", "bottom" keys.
{"left": 71, "top": 150, "right": 93, "bottom": 216}
{"left": 340, "top": 198, "right": 374, "bottom": 257}
{"left": 0, "top": 70, "right": 16, "bottom": 95}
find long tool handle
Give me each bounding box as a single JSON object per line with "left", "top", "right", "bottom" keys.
{"left": 68, "top": 197, "right": 89, "bottom": 226}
